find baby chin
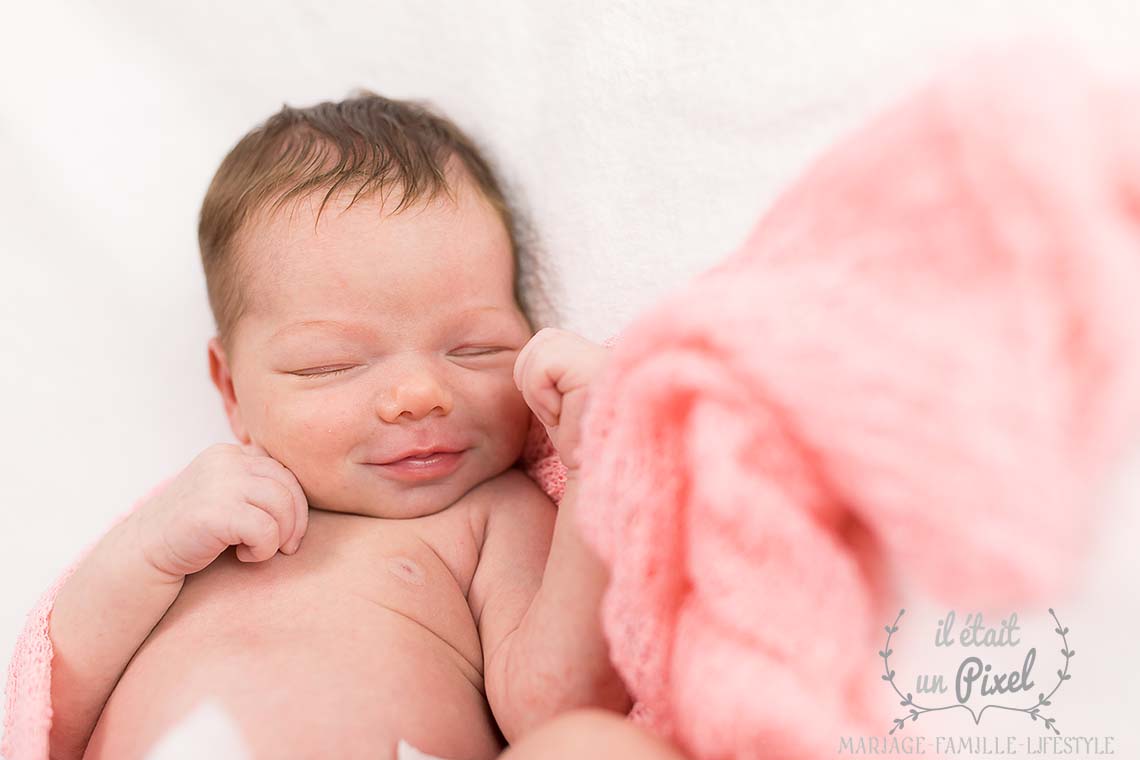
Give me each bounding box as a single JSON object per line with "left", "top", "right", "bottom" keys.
{"left": 313, "top": 447, "right": 512, "bottom": 519}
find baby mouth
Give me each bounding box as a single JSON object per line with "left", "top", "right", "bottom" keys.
{"left": 401, "top": 453, "right": 446, "bottom": 464}
{"left": 369, "top": 450, "right": 467, "bottom": 480}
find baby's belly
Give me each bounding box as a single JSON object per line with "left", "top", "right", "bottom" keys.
{"left": 84, "top": 515, "right": 501, "bottom": 760}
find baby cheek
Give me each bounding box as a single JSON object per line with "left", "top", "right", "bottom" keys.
{"left": 485, "top": 374, "right": 533, "bottom": 442}
{"left": 267, "top": 395, "right": 358, "bottom": 458}
{"left": 268, "top": 398, "right": 364, "bottom": 507}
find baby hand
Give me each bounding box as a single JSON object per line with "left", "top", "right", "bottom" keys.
{"left": 129, "top": 442, "right": 310, "bottom": 581}
{"left": 513, "top": 328, "right": 609, "bottom": 471}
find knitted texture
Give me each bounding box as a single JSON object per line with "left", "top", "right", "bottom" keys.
{"left": 2, "top": 477, "right": 175, "bottom": 760}
{"left": 2, "top": 415, "right": 568, "bottom": 760}
{"left": 572, "top": 46, "right": 1140, "bottom": 760}
{"left": 520, "top": 412, "right": 569, "bottom": 506}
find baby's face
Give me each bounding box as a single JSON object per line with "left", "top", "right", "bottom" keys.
{"left": 211, "top": 175, "right": 534, "bottom": 518}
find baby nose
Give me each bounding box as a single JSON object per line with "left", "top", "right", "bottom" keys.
{"left": 376, "top": 365, "right": 453, "bottom": 423}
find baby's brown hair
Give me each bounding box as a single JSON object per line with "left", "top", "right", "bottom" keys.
{"left": 198, "top": 90, "right": 550, "bottom": 355}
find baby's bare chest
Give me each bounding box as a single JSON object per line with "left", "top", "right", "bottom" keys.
{"left": 87, "top": 503, "right": 500, "bottom": 759}
{"left": 172, "top": 504, "right": 486, "bottom": 675}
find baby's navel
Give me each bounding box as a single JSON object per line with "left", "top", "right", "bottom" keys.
{"left": 385, "top": 556, "right": 426, "bottom": 586}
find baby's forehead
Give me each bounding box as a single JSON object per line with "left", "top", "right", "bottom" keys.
{"left": 233, "top": 190, "right": 518, "bottom": 325}
{"left": 243, "top": 175, "right": 503, "bottom": 257}
{"left": 238, "top": 188, "right": 394, "bottom": 258}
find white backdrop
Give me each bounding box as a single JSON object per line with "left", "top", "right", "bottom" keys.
{"left": 2, "top": 0, "right": 1138, "bottom": 753}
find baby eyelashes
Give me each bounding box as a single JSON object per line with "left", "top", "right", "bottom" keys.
{"left": 289, "top": 347, "right": 514, "bottom": 379}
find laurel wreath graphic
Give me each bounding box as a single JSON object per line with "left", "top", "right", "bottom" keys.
{"left": 880, "top": 608, "right": 1073, "bottom": 735}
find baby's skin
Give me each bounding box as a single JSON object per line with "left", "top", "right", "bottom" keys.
{"left": 85, "top": 465, "right": 549, "bottom": 758}
{"left": 47, "top": 165, "right": 628, "bottom": 759}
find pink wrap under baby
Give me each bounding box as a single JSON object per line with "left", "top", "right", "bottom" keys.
{"left": 6, "top": 45, "right": 1140, "bottom": 760}
{"left": 570, "top": 46, "right": 1140, "bottom": 760}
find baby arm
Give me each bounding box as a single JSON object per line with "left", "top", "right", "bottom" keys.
{"left": 48, "top": 518, "right": 185, "bottom": 760}
{"left": 467, "top": 471, "right": 629, "bottom": 744}
{"left": 467, "top": 329, "right": 630, "bottom": 742}
{"left": 47, "top": 442, "right": 309, "bottom": 759}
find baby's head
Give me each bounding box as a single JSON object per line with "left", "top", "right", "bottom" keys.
{"left": 200, "top": 92, "right": 546, "bottom": 519}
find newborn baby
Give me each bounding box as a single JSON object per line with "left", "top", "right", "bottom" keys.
{"left": 45, "top": 93, "right": 629, "bottom": 759}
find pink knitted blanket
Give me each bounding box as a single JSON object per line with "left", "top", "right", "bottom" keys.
{"left": 571, "top": 46, "right": 1140, "bottom": 760}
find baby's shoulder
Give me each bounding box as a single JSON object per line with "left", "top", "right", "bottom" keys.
{"left": 461, "top": 467, "right": 554, "bottom": 545}
{"left": 468, "top": 465, "right": 547, "bottom": 499}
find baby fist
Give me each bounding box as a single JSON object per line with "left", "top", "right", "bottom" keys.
{"left": 513, "top": 328, "right": 609, "bottom": 471}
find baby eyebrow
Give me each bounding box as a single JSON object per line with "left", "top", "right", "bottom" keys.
{"left": 450, "top": 306, "right": 511, "bottom": 320}
{"left": 269, "top": 307, "right": 514, "bottom": 341}
{"left": 269, "top": 319, "right": 370, "bottom": 341}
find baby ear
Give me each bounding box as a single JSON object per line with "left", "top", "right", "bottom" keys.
{"left": 207, "top": 336, "right": 251, "bottom": 445}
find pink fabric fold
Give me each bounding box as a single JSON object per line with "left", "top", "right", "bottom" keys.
{"left": 1, "top": 416, "right": 567, "bottom": 760}
{"left": 573, "top": 45, "right": 1140, "bottom": 760}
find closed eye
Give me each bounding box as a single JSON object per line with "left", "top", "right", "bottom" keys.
{"left": 450, "top": 347, "right": 509, "bottom": 357}
{"left": 292, "top": 366, "right": 355, "bottom": 378}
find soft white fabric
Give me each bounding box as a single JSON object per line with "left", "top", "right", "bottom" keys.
{"left": 2, "top": 1, "right": 1139, "bottom": 756}
{"left": 142, "top": 699, "right": 450, "bottom": 760}
{"left": 143, "top": 700, "right": 252, "bottom": 760}
{"left": 396, "top": 739, "right": 454, "bottom": 760}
